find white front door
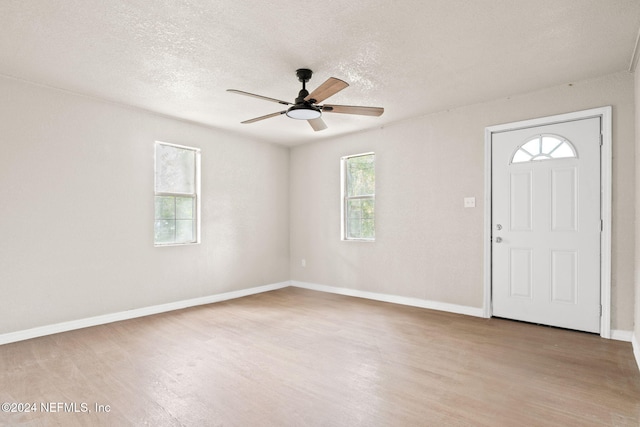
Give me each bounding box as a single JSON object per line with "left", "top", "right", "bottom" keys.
{"left": 491, "top": 117, "right": 601, "bottom": 333}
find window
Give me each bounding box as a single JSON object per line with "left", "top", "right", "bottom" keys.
{"left": 511, "top": 134, "right": 577, "bottom": 163}
{"left": 154, "top": 142, "right": 200, "bottom": 246}
{"left": 341, "top": 153, "right": 375, "bottom": 241}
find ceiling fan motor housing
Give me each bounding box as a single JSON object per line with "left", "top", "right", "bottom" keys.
{"left": 295, "top": 89, "right": 309, "bottom": 104}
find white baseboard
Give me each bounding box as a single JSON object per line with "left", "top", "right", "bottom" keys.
{"left": 0, "top": 281, "right": 291, "bottom": 346}
{"left": 291, "top": 280, "right": 485, "bottom": 318}
{"left": 633, "top": 333, "right": 640, "bottom": 372}
{"left": 610, "top": 329, "right": 633, "bottom": 342}
{"left": 2, "top": 280, "right": 630, "bottom": 349}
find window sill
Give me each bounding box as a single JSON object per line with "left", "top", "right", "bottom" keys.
{"left": 154, "top": 242, "right": 200, "bottom": 247}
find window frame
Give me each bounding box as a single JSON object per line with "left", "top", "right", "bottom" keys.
{"left": 341, "top": 152, "right": 376, "bottom": 242}
{"left": 154, "top": 141, "right": 201, "bottom": 247}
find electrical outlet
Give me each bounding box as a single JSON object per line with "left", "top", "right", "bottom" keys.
{"left": 301, "top": 259, "right": 306, "bottom": 267}
{"left": 464, "top": 197, "right": 476, "bottom": 208}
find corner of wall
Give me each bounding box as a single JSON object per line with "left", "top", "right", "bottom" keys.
{"left": 633, "top": 332, "right": 640, "bottom": 371}
{"left": 634, "top": 63, "right": 640, "bottom": 372}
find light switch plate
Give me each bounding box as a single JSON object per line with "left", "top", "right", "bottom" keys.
{"left": 464, "top": 197, "right": 476, "bottom": 208}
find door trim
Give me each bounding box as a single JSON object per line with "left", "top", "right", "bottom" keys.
{"left": 483, "top": 106, "right": 612, "bottom": 338}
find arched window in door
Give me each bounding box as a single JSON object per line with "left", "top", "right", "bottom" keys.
{"left": 511, "top": 134, "right": 577, "bottom": 164}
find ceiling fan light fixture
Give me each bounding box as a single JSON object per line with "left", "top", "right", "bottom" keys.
{"left": 286, "top": 104, "right": 321, "bottom": 120}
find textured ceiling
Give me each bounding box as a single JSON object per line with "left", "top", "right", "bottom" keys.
{"left": 1, "top": 0, "right": 639, "bottom": 146}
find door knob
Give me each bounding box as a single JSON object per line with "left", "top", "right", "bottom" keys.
{"left": 495, "top": 237, "right": 502, "bottom": 243}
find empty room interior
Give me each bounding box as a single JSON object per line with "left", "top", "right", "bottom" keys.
{"left": 2, "top": 1, "right": 640, "bottom": 426}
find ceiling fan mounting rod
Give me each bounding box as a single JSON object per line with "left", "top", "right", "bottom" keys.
{"left": 295, "top": 69, "right": 313, "bottom": 104}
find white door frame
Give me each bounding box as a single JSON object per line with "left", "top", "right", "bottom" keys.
{"left": 483, "top": 106, "right": 612, "bottom": 338}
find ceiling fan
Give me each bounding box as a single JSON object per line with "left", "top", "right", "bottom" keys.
{"left": 227, "top": 68, "right": 384, "bottom": 131}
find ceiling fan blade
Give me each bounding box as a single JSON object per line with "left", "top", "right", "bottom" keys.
{"left": 308, "top": 117, "right": 327, "bottom": 131}
{"left": 304, "top": 77, "right": 348, "bottom": 103}
{"left": 322, "top": 104, "right": 384, "bottom": 116}
{"left": 227, "top": 89, "right": 291, "bottom": 105}
{"left": 241, "top": 111, "right": 286, "bottom": 124}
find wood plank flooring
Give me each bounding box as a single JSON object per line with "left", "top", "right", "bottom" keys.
{"left": 1, "top": 287, "right": 639, "bottom": 426}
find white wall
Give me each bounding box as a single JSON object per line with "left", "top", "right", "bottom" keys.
{"left": 290, "top": 71, "right": 636, "bottom": 331}
{"left": 0, "top": 76, "right": 290, "bottom": 334}
{"left": 1, "top": 70, "right": 635, "bottom": 338}
{"left": 635, "top": 67, "right": 640, "bottom": 355}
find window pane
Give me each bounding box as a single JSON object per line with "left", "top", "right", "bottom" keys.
{"left": 512, "top": 150, "right": 531, "bottom": 163}
{"left": 347, "top": 199, "right": 362, "bottom": 219}
{"left": 155, "top": 220, "right": 175, "bottom": 244}
{"left": 361, "top": 219, "right": 375, "bottom": 239}
{"left": 155, "top": 196, "right": 175, "bottom": 220}
{"left": 552, "top": 142, "right": 575, "bottom": 158}
{"left": 176, "top": 220, "right": 194, "bottom": 243}
{"left": 155, "top": 144, "right": 195, "bottom": 194}
{"left": 176, "top": 197, "right": 194, "bottom": 220}
{"left": 346, "top": 199, "right": 375, "bottom": 239}
{"left": 347, "top": 154, "right": 375, "bottom": 197}
{"left": 522, "top": 138, "right": 540, "bottom": 155}
{"left": 348, "top": 219, "right": 361, "bottom": 239}
{"left": 361, "top": 199, "right": 375, "bottom": 219}
{"left": 542, "top": 136, "right": 562, "bottom": 153}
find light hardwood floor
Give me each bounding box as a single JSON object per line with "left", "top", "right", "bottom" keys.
{"left": 1, "top": 287, "right": 639, "bottom": 426}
